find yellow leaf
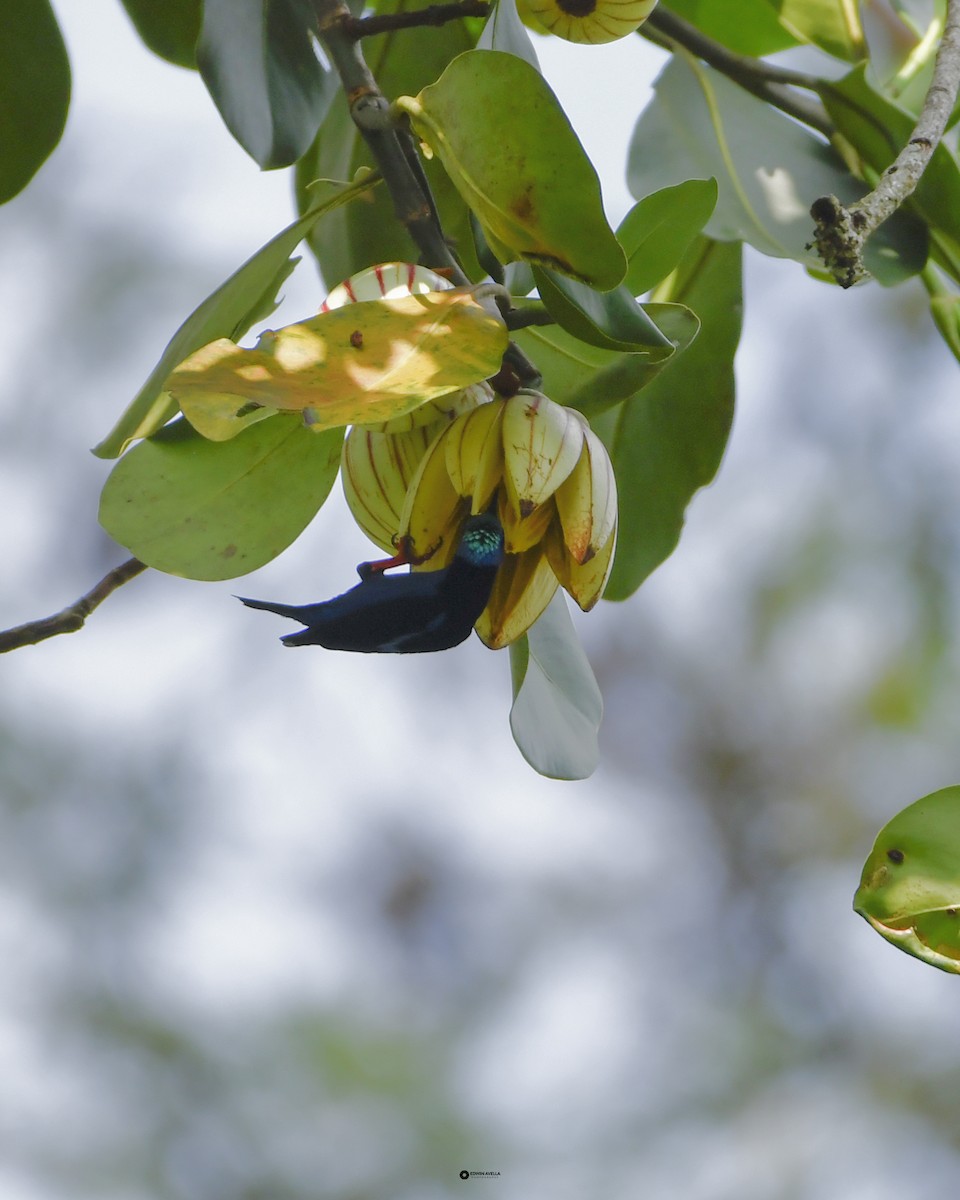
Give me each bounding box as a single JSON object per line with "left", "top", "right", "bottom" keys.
{"left": 168, "top": 289, "right": 507, "bottom": 440}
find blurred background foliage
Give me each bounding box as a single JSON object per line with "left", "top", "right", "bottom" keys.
{"left": 5, "top": 4, "right": 960, "bottom": 1199}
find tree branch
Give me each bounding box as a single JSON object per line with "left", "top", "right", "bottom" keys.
{"left": 345, "top": 0, "right": 490, "bottom": 38}
{"left": 504, "top": 305, "right": 555, "bottom": 330}
{"left": 810, "top": 0, "right": 960, "bottom": 287}
{"left": 316, "top": 0, "right": 458, "bottom": 276}
{"left": 0, "top": 558, "right": 147, "bottom": 654}
{"left": 312, "top": 0, "right": 540, "bottom": 385}
{"left": 642, "top": 8, "right": 834, "bottom": 138}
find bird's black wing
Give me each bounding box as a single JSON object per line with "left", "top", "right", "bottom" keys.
{"left": 239, "top": 571, "right": 457, "bottom": 653}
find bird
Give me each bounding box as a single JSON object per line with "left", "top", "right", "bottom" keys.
{"left": 238, "top": 513, "right": 505, "bottom": 653}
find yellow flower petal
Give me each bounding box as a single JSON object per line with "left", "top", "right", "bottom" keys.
{"left": 554, "top": 426, "right": 618, "bottom": 564}
{"left": 501, "top": 390, "right": 584, "bottom": 518}
{"left": 370, "top": 380, "right": 492, "bottom": 434}
{"left": 545, "top": 518, "right": 617, "bottom": 610}
{"left": 444, "top": 394, "right": 505, "bottom": 505}
{"left": 475, "top": 546, "right": 559, "bottom": 648}
{"left": 498, "top": 491, "right": 556, "bottom": 554}
{"left": 341, "top": 421, "right": 443, "bottom": 552}
{"left": 399, "top": 425, "right": 464, "bottom": 565}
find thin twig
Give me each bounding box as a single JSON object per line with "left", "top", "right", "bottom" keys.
{"left": 0, "top": 558, "right": 147, "bottom": 654}
{"left": 504, "top": 306, "right": 555, "bottom": 330}
{"left": 345, "top": 0, "right": 490, "bottom": 38}
{"left": 643, "top": 8, "right": 834, "bottom": 138}
{"left": 811, "top": 0, "right": 960, "bottom": 286}
{"left": 316, "top": 0, "right": 456, "bottom": 273}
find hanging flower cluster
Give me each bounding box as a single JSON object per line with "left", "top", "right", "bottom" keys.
{"left": 323, "top": 262, "right": 618, "bottom": 648}
{"left": 343, "top": 389, "right": 617, "bottom": 648}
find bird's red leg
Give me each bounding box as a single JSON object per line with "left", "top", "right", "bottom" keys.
{"left": 356, "top": 533, "right": 444, "bottom": 580}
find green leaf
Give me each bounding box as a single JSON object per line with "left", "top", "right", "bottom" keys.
{"left": 661, "top": 0, "right": 800, "bottom": 55}
{"left": 168, "top": 287, "right": 508, "bottom": 437}
{"left": 855, "top": 786, "right": 960, "bottom": 973}
{"left": 628, "top": 54, "right": 927, "bottom": 283}
{"left": 94, "top": 175, "right": 379, "bottom": 459}
{"left": 397, "top": 50, "right": 626, "bottom": 289}
{"left": 478, "top": 0, "right": 541, "bottom": 68}
{"left": 508, "top": 590, "right": 603, "bottom": 780}
{"left": 532, "top": 266, "right": 675, "bottom": 353}
{"left": 619, "top": 178, "right": 718, "bottom": 295}
{"left": 99, "top": 417, "right": 343, "bottom": 581}
{"left": 513, "top": 302, "right": 700, "bottom": 420}
{"left": 766, "top": 0, "right": 865, "bottom": 61}
{"left": 601, "top": 238, "right": 741, "bottom": 599}
{"left": 296, "top": 1, "right": 478, "bottom": 287}
{"left": 923, "top": 264, "right": 960, "bottom": 364}
{"left": 819, "top": 64, "right": 960, "bottom": 272}
{"left": 118, "top": 0, "right": 202, "bottom": 68}
{"left": 197, "top": 0, "right": 334, "bottom": 168}
{"left": 0, "top": 0, "right": 70, "bottom": 205}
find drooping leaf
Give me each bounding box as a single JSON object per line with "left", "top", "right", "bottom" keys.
{"left": 396, "top": 50, "right": 626, "bottom": 289}
{"left": 767, "top": 0, "right": 865, "bottom": 61}
{"left": 600, "top": 238, "right": 741, "bottom": 599}
{"left": 618, "top": 178, "right": 718, "bottom": 295}
{"left": 923, "top": 264, "right": 960, "bottom": 365}
{"left": 0, "top": 0, "right": 70, "bottom": 205}
{"left": 531, "top": 266, "right": 675, "bottom": 353}
{"left": 478, "top": 0, "right": 541, "bottom": 67}
{"left": 513, "top": 301, "right": 700, "bottom": 420}
{"left": 819, "top": 64, "right": 960, "bottom": 273}
{"left": 295, "top": 2, "right": 478, "bottom": 286}
{"left": 660, "top": 0, "right": 800, "bottom": 55}
{"left": 168, "top": 288, "right": 507, "bottom": 438}
{"left": 508, "top": 590, "right": 603, "bottom": 780}
{"left": 118, "top": 0, "right": 202, "bottom": 68}
{"left": 197, "top": 0, "right": 334, "bottom": 168}
{"left": 99, "top": 417, "right": 343, "bottom": 581}
{"left": 628, "top": 54, "right": 928, "bottom": 284}
{"left": 94, "top": 175, "right": 379, "bottom": 459}
{"left": 854, "top": 786, "right": 960, "bottom": 973}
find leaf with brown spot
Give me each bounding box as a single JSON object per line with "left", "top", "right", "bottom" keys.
{"left": 397, "top": 50, "right": 625, "bottom": 290}
{"left": 168, "top": 288, "right": 507, "bottom": 440}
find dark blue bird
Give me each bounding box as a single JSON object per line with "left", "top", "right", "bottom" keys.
{"left": 238, "top": 513, "right": 504, "bottom": 653}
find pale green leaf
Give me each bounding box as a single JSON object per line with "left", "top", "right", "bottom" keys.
{"left": 509, "top": 590, "right": 603, "bottom": 780}
{"left": 99, "top": 417, "right": 343, "bottom": 581}
{"left": 478, "top": 0, "right": 540, "bottom": 68}
{"left": 628, "top": 54, "right": 927, "bottom": 282}
{"left": 197, "top": 0, "right": 334, "bottom": 168}
{"left": 619, "top": 178, "right": 718, "bottom": 295}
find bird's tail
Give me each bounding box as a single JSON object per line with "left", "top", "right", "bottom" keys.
{"left": 236, "top": 596, "right": 310, "bottom": 624}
